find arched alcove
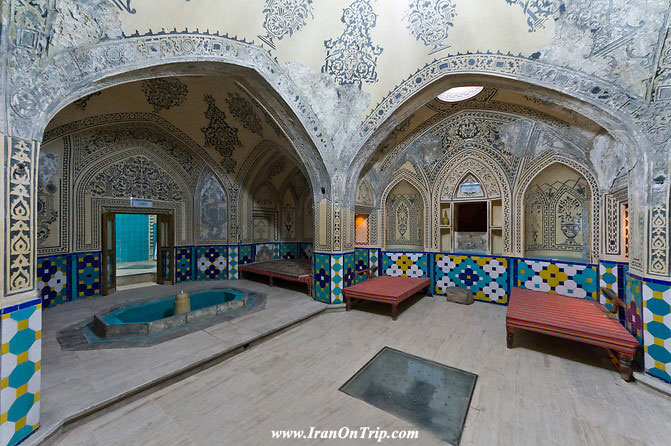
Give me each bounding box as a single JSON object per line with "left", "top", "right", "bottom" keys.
{"left": 523, "top": 163, "right": 592, "bottom": 261}
{"left": 195, "top": 168, "right": 228, "bottom": 244}
{"left": 384, "top": 180, "right": 425, "bottom": 251}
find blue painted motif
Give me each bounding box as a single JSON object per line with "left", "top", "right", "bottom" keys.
{"left": 195, "top": 246, "right": 227, "bottom": 280}
{"left": 259, "top": 0, "right": 315, "bottom": 49}
{"left": 323, "top": 0, "right": 383, "bottom": 88}
{"left": 406, "top": 0, "right": 457, "bottom": 54}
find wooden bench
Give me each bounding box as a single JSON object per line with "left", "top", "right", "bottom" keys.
{"left": 506, "top": 287, "right": 638, "bottom": 381}
{"left": 343, "top": 268, "right": 430, "bottom": 320}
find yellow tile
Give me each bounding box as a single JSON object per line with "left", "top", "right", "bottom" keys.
{"left": 35, "top": 331, "right": 41, "bottom": 340}
{"left": 1, "top": 378, "right": 8, "bottom": 389}
{"left": 17, "top": 351, "right": 28, "bottom": 364}
{"left": 1, "top": 343, "right": 8, "bottom": 355}
{"left": 15, "top": 416, "right": 26, "bottom": 430}
{"left": 654, "top": 314, "right": 664, "bottom": 323}
{"left": 17, "top": 319, "right": 28, "bottom": 331}
{"left": 655, "top": 338, "right": 665, "bottom": 347}
{"left": 35, "top": 361, "right": 41, "bottom": 371}
{"left": 0, "top": 412, "right": 7, "bottom": 424}
{"left": 34, "top": 392, "right": 40, "bottom": 403}
{"left": 1, "top": 314, "right": 9, "bottom": 320}
{"left": 16, "top": 383, "right": 27, "bottom": 398}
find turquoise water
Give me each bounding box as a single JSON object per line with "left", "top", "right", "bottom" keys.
{"left": 103, "top": 289, "right": 245, "bottom": 324}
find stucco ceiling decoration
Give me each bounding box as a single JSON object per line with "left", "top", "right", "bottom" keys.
{"left": 437, "top": 86, "right": 484, "bottom": 102}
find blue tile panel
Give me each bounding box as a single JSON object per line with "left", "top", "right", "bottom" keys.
{"left": 36, "top": 255, "right": 70, "bottom": 308}
{"left": 76, "top": 252, "right": 101, "bottom": 299}
{"left": 239, "top": 245, "right": 253, "bottom": 265}
{"left": 517, "top": 258, "right": 598, "bottom": 300}
{"left": 299, "top": 242, "right": 313, "bottom": 259}
{"left": 280, "top": 243, "right": 299, "bottom": 259}
{"left": 228, "top": 246, "right": 239, "bottom": 280}
{"left": 115, "top": 213, "right": 151, "bottom": 263}
{"left": 314, "top": 253, "right": 331, "bottom": 303}
{"left": 195, "top": 246, "right": 228, "bottom": 280}
{"left": 175, "top": 247, "right": 193, "bottom": 283}
{"left": 0, "top": 301, "right": 41, "bottom": 446}
{"left": 626, "top": 272, "right": 643, "bottom": 344}
{"left": 434, "top": 255, "right": 510, "bottom": 304}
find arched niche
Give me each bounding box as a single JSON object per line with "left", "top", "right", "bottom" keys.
{"left": 195, "top": 168, "right": 228, "bottom": 244}
{"left": 252, "top": 182, "right": 279, "bottom": 242}
{"left": 382, "top": 179, "right": 426, "bottom": 251}
{"left": 431, "top": 151, "right": 511, "bottom": 254}
{"left": 523, "top": 163, "right": 592, "bottom": 261}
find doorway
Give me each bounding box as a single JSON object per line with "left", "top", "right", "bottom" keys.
{"left": 102, "top": 212, "right": 175, "bottom": 295}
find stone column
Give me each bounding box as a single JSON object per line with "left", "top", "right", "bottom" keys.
{"left": 0, "top": 134, "right": 42, "bottom": 446}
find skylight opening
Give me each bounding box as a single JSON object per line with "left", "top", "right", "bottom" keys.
{"left": 437, "top": 86, "right": 484, "bottom": 102}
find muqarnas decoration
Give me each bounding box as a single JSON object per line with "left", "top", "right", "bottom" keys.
{"left": 142, "top": 77, "right": 188, "bottom": 112}
{"left": 406, "top": 0, "right": 457, "bottom": 54}
{"left": 259, "top": 0, "right": 315, "bottom": 49}
{"left": 323, "top": 0, "right": 383, "bottom": 88}
{"left": 201, "top": 94, "right": 241, "bottom": 173}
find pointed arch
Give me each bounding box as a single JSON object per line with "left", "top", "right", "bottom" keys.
{"left": 515, "top": 155, "right": 600, "bottom": 260}
{"left": 380, "top": 170, "right": 430, "bottom": 251}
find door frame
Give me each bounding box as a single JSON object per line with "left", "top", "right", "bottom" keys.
{"left": 100, "top": 207, "right": 176, "bottom": 294}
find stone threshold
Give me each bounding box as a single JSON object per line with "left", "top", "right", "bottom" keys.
{"left": 633, "top": 372, "right": 671, "bottom": 398}
{"left": 31, "top": 304, "right": 327, "bottom": 446}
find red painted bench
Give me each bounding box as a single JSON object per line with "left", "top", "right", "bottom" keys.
{"left": 506, "top": 287, "right": 638, "bottom": 381}
{"left": 343, "top": 269, "right": 430, "bottom": 320}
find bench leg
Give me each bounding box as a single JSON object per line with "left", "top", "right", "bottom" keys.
{"left": 506, "top": 327, "right": 514, "bottom": 349}
{"left": 619, "top": 354, "right": 633, "bottom": 381}
{"left": 346, "top": 297, "right": 351, "bottom": 311}
{"left": 391, "top": 304, "right": 398, "bottom": 321}
{"left": 269, "top": 276, "right": 273, "bottom": 287}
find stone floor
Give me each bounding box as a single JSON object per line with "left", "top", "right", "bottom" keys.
{"left": 47, "top": 294, "right": 671, "bottom": 445}
{"left": 116, "top": 260, "right": 156, "bottom": 277}
{"left": 33, "top": 279, "right": 327, "bottom": 445}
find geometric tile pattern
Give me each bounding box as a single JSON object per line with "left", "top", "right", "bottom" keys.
{"left": 435, "top": 255, "right": 509, "bottom": 304}
{"left": 314, "top": 253, "right": 331, "bottom": 303}
{"left": 195, "top": 246, "right": 227, "bottom": 281}
{"left": 369, "top": 249, "right": 380, "bottom": 277}
{"left": 299, "top": 242, "right": 313, "bottom": 260}
{"left": 76, "top": 252, "right": 101, "bottom": 299}
{"left": 382, "top": 252, "right": 428, "bottom": 278}
{"left": 280, "top": 242, "right": 298, "bottom": 259}
{"left": 599, "top": 261, "right": 618, "bottom": 309}
{"left": 344, "top": 252, "right": 355, "bottom": 288}
{"left": 254, "top": 243, "right": 280, "bottom": 261}
{"left": 355, "top": 248, "right": 369, "bottom": 284}
{"left": 642, "top": 281, "right": 671, "bottom": 383}
{"left": 330, "top": 254, "right": 344, "bottom": 304}
{"left": 625, "top": 272, "right": 643, "bottom": 344}
{"left": 228, "top": 246, "right": 239, "bottom": 280}
{"left": 175, "top": 247, "right": 193, "bottom": 283}
{"left": 239, "top": 245, "right": 253, "bottom": 265}
{"left": 36, "top": 255, "right": 69, "bottom": 308}
{"left": 517, "top": 259, "right": 597, "bottom": 300}
{"left": 0, "top": 302, "right": 41, "bottom": 446}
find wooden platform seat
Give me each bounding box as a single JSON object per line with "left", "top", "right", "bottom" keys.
{"left": 239, "top": 259, "right": 312, "bottom": 296}
{"left": 506, "top": 287, "right": 639, "bottom": 381}
{"left": 343, "top": 269, "right": 430, "bottom": 320}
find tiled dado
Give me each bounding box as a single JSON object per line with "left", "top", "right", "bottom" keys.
{"left": 0, "top": 299, "right": 42, "bottom": 446}
{"left": 36, "top": 252, "right": 102, "bottom": 309}
{"left": 635, "top": 273, "right": 671, "bottom": 383}
{"left": 435, "top": 255, "right": 510, "bottom": 305}
{"left": 314, "top": 252, "right": 356, "bottom": 304}
{"left": 382, "top": 252, "right": 429, "bottom": 278}
{"left": 517, "top": 258, "right": 598, "bottom": 300}
{"left": 354, "top": 248, "right": 381, "bottom": 284}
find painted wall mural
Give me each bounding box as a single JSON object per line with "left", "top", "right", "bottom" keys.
{"left": 322, "top": 0, "right": 383, "bottom": 88}
{"left": 201, "top": 94, "right": 241, "bottom": 173}
{"left": 385, "top": 180, "right": 424, "bottom": 250}
{"left": 196, "top": 169, "right": 228, "bottom": 244}
{"left": 524, "top": 164, "right": 591, "bottom": 259}
{"left": 259, "top": 0, "right": 315, "bottom": 49}
{"left": 406, "top": 0, "right": 457, "bottom": 54}
{"left": 226, "top": 92, "right": 263, "bottom": 137}
{"left": 141, "top": 77, "right": 188, "bottom": 112}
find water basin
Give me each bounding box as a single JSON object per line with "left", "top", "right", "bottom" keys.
{"left": 92, "top": 288, "right": 247, "bottom": 338}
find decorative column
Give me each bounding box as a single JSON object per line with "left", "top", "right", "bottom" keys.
{"left": 1, "top": 134, "right": 42, "bottom": 446}
{"left": 313, "top": 185, "right": 356, "bottom": 304}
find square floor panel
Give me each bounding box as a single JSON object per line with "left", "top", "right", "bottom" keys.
{"left": 340, "top": 347, "right": 477, "bottom": 445}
